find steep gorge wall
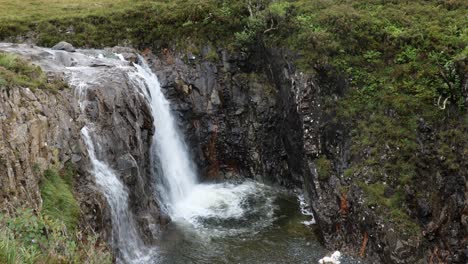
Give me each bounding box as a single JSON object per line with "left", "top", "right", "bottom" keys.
{"left": 1, "top": 43, "right": 465, "bottom": 263}
{"left": 148, "top": 46, "right": 466, "bottom": 263}
{"left": 0, "top": 86, "right": 80, "bottom": 210}
{"left": 0, "top": 45, "right": 163, "bottom": 245}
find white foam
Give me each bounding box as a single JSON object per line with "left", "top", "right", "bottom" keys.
{"left": 297, "top": 193, "right": 316, "bottom": 225}
{"left": 319, "top": 251, "right": 341, "bottom": 264}
{"left": 169, "top": 181, "right": 277, "bottom": 237}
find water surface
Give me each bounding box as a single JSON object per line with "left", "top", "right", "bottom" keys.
{"left": 154, "top": 181, "right": 361, "bottom": 264}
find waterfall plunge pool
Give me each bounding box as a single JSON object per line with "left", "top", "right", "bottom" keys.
{"left": 152, "top": 180, "right": 361, "bottom": 264}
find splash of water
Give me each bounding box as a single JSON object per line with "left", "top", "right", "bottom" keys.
{"left": 81, "top": 127, "right": 151, "bottom": 264}
{"left": 131, "top": 60, "right": 197, "bottom": 209}
{"left": 132, "top": 58, "right": 279, "bottom": 236}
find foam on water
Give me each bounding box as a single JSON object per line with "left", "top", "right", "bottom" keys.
{"left": 171, "top": 181, "right": 277, "bottom": 237}
{"left": 298, "top": 193, "right": 316, "bottom": 226}
{"left": 319, "top": 251, "right": 342, "bottom": 264}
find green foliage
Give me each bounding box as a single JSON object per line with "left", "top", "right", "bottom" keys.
{"left": 204, "top": 48, "right": 219, "bottom": 62}
{"left": 40, "top": 168, "right": 80, "bottom": 232}
{"left": 359, "top": 183, "right": 420, "bottom": 235}
{"left": 0, "top": 209, "right": 111, "bottom": 264}
{"left": 316, "top": 156, "right": 332, "bottom": 181}
{"left": 0, "top": 52, "right": 63, "bottom": 91}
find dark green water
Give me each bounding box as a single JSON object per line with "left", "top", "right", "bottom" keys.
{"left": 153, "top": 182, "right": 362, "bottom": 264}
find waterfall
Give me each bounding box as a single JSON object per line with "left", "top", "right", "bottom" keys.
{"left": 81, "top": 127, "right": 150, "bottom": 264}
{"left": 131, "top": 60, "right": 197, "bottom": 211}
{"left": 61, "top": 51, "right": 153, "bottom": 263}
{"left": 131, "top": 59, "right": 277, "bottom": 233}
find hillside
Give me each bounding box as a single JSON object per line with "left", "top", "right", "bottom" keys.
{"left": 1, "top": 0, "right": 467, "bottom": 263}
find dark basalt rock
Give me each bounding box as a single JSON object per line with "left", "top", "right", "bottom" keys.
{"left": 146, "top": 45, "right": 466, "bottom": 264}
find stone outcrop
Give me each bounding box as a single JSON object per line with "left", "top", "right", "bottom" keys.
{"left": 0, "top": 86, "right": 80, "bottom": 209}
{"left": 146, "top": 47, "right": 299, "bottom": 187}
{"left": 0, "top": 44, "right": 163, "bottom": 244}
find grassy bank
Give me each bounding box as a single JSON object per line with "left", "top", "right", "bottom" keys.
{"left": 0, "top": 52, "right": 64, "bottom": 91}
{"left": 0, "top": 166, "right": 111, "bottom": 264}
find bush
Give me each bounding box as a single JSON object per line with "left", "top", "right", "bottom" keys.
{"left": 316, "top": 156, "right": 332, "bottom": 181}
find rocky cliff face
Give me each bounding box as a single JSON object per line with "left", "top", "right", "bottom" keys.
{"left": 147, "top": 46, "right": 466, "bottom": 263}
{"left": 0, "top": 85, "right": 80, "bottom": 209}
{"left": 145, "top": 47, "right": 303, "bottom": 187}
{"left": 1, "top": 43, "right": 465, "bottom": 263}
{"left": 0, "top": 44, "right": 162, "bottom": 244}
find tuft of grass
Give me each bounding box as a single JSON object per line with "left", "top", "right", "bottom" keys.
{"left": 316, "top": 156, "right": 332, "bottom": 181}
{"left": 359, "top": 182, "right": 420, "bottom": 235}
{"left": 0, "top": 208, "right": 112, "bottom": 264}
{"left": 0, "top": 227, "right": 39, "bottom": 264}
{"left": 40, "top": 168, "right": 80, "bottom": 232}
{"left": 0, "top": 52, "right": 64, "bottom": 91}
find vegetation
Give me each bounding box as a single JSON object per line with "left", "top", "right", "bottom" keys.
{"left": 40, "top": 166, "right": 80, "bottom": 232}
{"left": 0, "top": 52, "right": 63, "bottom": 91}
{"left": 0, "top": 166, "right": 111, "bottom": 264}
{"left": 0, "top": 0, "right": 466, "bottom": 241}
{"left": 0, "top": 209, "right": 111, "bottom": 264}
{"left": 316, "top": 156, "right": 332, "bottom": 181}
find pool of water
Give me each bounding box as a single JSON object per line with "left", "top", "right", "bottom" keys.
{"left": 151, "top": 180, "right": 362, "bottom": 264}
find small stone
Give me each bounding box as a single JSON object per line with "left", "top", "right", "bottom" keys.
{"left": 52, "top": 41, "right": 76, "bottom": 52}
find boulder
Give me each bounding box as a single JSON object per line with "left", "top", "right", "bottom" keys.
{"left": 52, "top": 41, "right": 76, "bottom": 52}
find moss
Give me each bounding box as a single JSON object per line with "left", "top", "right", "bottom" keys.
{"left": 0, "top": 52, "right": 64, "bottom": 91}
{"left": 40, "top": 168, "right": 79, "bottom": 232}
{"left": 316, "top": 156, "right": 332, "bottom": 181}
{"left": 359, "top": 182, "right": 420, "bottom": 235}
{"left": 204, "top": 48, "right": 219, "bottom": 62}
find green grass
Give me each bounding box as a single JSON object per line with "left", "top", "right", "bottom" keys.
{"left": 316, "top": 156, "right": 332, "bottom": 181}
{"left": 0, "top": 52, "right": 64, "bottom": 91}
{"left": 40, "top": 168, "right": 80, "bottom": 232}
{"left": 358, "top": 182, "right": 420, "bottom": 235}
{"left": 0, "top": 209, "right": 111, "bottom": 264}
{"left": 0, "top": 165, "right": 110, "bottom": 263}
{"left": 0, "top": 0, "right": 134, "bottom": 21}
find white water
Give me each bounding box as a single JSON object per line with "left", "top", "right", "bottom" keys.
{"left": 298, "top": 193, "right": 316, "bottom": 226}
{"left": 81, "top": 127, "right": 150, "bottom": 264}
{"left": 57, "top": 50, "right": 151, "bottom": 263}
{"left": 131, "top": 59, "right": 281, "bottom": 234}
{"left": 319, "top": 251, "right": 342, "bottom": 264}
{"left": 131, "top": 61, "right": 197, "bottom": 208}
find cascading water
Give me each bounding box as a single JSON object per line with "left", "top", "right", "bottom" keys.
{"left": 0, "top": 43, "right": 361, "bottom": 263}
{"left": 63, "top": 55, "right": 153, "bottom": 263}
{"left": 130, "top": 61, "right": 197, "bottom": 208}
{"left": 81, "top": 127, "right": 150, "bottom": 264}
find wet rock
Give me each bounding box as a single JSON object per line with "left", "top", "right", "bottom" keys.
{"left": 0, "top": 44, "right": 162, "bottom": 247}
{"left": 52, "top": 41, "right": 76, "bottom": 52}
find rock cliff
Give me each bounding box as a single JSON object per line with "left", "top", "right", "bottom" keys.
{"left": 147, "top": 46, "right": 466, "bottom": 263}
{"left": 0, "top": 44, "right": 162, "bottom": 244}
{"left": 1, "top": 43, "right": 465, "bottom": 263}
